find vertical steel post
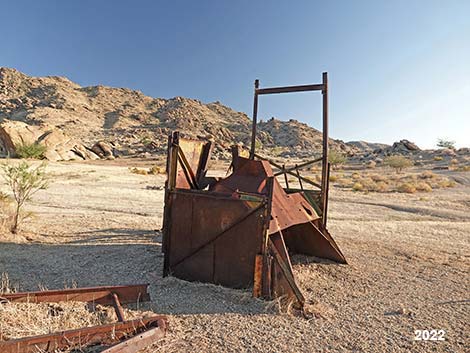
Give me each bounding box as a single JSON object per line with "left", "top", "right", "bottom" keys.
{"left": 321, "top": 72, "right": 329, "bottom": 224}
{"left": 250, "top": 79, "right": 260, "bottom": 159}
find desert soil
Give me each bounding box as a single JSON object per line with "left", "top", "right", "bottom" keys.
{"left": 0, "top": 160, "right": 468, "bottom": 353}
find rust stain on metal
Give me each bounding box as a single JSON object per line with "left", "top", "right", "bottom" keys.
{"left": 0, "top": 316, "right": 167, "bottom": 353}
{"left": 101, "top": 321, "right": 167, "bottom": 353}
{"left": 162, "top": 72, "right": 347, "bottom": 306}
{"left": 0, "top": 284, "right": 151, "bottom": 306}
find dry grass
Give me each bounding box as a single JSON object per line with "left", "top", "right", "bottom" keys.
{"left": 330, "top": 169, "right": 455, "bottom": 194}
{"left": 0, "top": 301, "right": 113, "bottom": 340}
{"left": 0, "top": 277, "right": 156, "bottom": 351}
{"left": 129, "top": 165, "right": 165, "bottom": 175}
{"left": 0, "top": 271, "right": 155, "bottom": 349}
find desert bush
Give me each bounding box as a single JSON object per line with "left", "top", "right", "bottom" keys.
{"left": 140, "top": 137, "right": 153, "bottom": 146}
{"left": 437, "top": 179, "right": 456, "bottom": 188}
{"left": 352, "top": 182, "right": 363, "bottom": 191}
{"left": 328, "top": 150, "right": 347, "bottom": 169}
{"left": 148, "top": 166, "right": 164, "bottom": 175}
{"left": 433, "top": 156, "right": 443, "bottom": 161}
{"left": 375, "top": 181, "right": 389, "bottom": 193}
{"left": 384, "top": 155, "right": 413, "bottom": 173}
{"left": 329, "top": 175, "right": 338, "bottom": 182}
{"left": 419, "top": 171, "right": 436, "bottom": 179}
{"left": 129, "top": 167, "right": 148, "bottom": 175}
{"left": 415, "top": 182, "right": 432, "bottom": 192}
{"left": 351, "top": 172, "right": 360, "bottom": 180}
{"left": 436, "top": 138, "right": 456, "bottom": 149}
{"left": 1, "top": 162, "right": 49, "bottom": 233}
{"left": 129, "top": 166, "right": 165, "bottom": 175}
{"left": 15, "top": 142, "right": 47, "bottom": 159}
{"left": 458, "top": 165, "right": 470, "bottom": 172}
{"left": 397, "top": 182, "right": 416, "bottom": 193}
{"left": 360, "top": 178, "right": 377, "bottom": 191}
{"left": 370, "top": 174, "right": 387, "bottom": 182}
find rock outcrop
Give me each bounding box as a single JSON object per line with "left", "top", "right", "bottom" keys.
{"left": 0, "top": 119, "right": 100, "bottom": 161}
{"left": 0, "top": 67, "right": 358, "bottom": 159}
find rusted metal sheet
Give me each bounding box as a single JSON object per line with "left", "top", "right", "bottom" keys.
{"left": 166, "top": 189, "right": 267, "bottom": 288}
{"left": 0, "top": 284, "right": 150, "bottom": 305}
{"left": 0, "top": 316, "right": 167, "bottom": 353}
{"left": 283, "top": 221, "right": 346, "bottom": 264}
{"left": 210, "top": 156, "right": 321, "bottom": 234}
{"left": 176, "top": 137, "right": 212, "bottom": 189}
{"left": 101, "top": 324, "right": 167, "bottom": 353}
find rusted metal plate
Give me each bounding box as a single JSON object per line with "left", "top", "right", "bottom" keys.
{"left": 0, "top": 284, "right": 151, "bottom": 305}
{"left": 283, "top": 221, "right": 347, "bottom": 264}
{"left": 0, "top": 316, "right": 167, "bottom": 353}
{"left": 101, "top": 320, "right": 167, "bottom": 353}
{"left": 210, "top": 156, "right": 320, "bottom": 234}
{"left": 176, "top": 138, "right": 212, "bottom": 189}
{"left": 166, "top": 190, "right": 267, "bottom": 288}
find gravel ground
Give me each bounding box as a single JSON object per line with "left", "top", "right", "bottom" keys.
{"left": 0, "top": 161, "right": 468, "bottom": 352}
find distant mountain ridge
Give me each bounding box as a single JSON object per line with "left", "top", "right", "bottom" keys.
{"left": 0, "top": 67, "right": 360, "bottom": 158}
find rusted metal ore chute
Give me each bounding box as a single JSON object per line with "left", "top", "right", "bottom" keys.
{"left": 162, "top": 72, "right": 346, "bottom": 307}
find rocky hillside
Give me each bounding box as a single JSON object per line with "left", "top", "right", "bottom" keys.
{"left": 0, "top": 68, "right": 358, "bottom": 159}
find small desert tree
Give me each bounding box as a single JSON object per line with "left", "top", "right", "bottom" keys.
{"left": 436, "top": 138, "right": 456, "bottom": 150}
{"left": 384, "top": 155, "right": 413, "bottom": 174}
{"left": 1, "top": 161, "right": 48, "bottom": 233}
{"left": 328, "top": 150, "right": 347, "bottom": 170}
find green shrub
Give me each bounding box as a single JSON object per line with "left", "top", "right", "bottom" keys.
{"left": 436, "top": 138, "right": 455, "bottom": 149}
{"left": 15, "top": 142, "right": 47, "bottom": 159}
{"left": 384, "top": 155, "right": 413, "bottom": 174}
{"left": 1, "top": 161, "right": 49, "bottom": 233}
{"left": 328, "top": 150, "right": 347, "bottom": 169}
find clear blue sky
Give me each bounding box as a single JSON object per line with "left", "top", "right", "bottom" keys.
{"left": 1, "top": 0, "right": 469, "bottom": 148}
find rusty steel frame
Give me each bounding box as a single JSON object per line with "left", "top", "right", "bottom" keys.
{"left": 250, "top": 72, "right": 330, "bottom": 225}
{"left": 162, "top": 137, "right": 346, "bottom": 307}
{"left": 162, "top": 73, "right": 346, "bottom": 307}
{"left": 0, "top": 316, "right": 167, "bottom": 353}
{"left": 0, "top": 284, "right": 151, "bottom": 306}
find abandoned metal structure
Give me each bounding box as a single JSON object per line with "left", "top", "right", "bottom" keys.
{"left": 162, "top": 72, "right": 346, "bottom": 306}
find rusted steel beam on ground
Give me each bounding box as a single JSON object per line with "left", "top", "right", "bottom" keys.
{"left": 0, "top": 316, "right": 167, "bottom": 353}
{"left": 0, "top": 284, "right": 150, "bottom": 306}
{"left": 101, "top": 320, "right": 167, "bottom": 353}
{"left": 111, "top": 293, "right": 126, "bottom": 322}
